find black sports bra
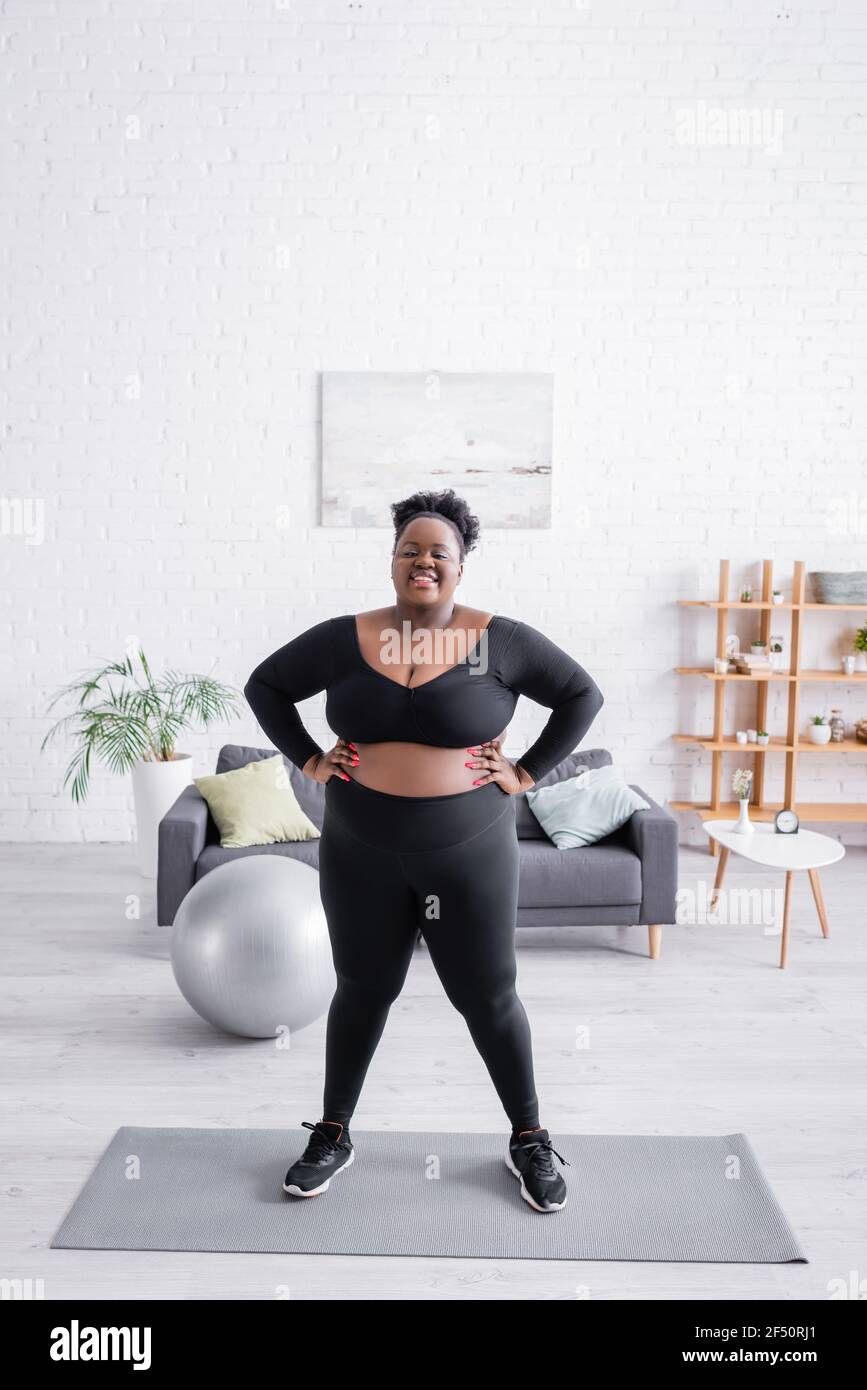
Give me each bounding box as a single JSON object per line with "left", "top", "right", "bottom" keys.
{"left": 244, "top": 614, "right": 604, "bottom": 786}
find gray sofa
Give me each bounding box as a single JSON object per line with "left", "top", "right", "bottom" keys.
{"left": 157, "top": 744, "right": 678, "bottom": 958}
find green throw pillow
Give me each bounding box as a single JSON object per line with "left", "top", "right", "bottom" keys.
{"left": 193, "top": 754, "right": 321, "bottom": 849}
{"left": 525, "top": 764, "right": 650, "bottom": 850}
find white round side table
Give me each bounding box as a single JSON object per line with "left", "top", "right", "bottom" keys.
{"left": 703, "top": 819, "right": 845, "bottom": 969}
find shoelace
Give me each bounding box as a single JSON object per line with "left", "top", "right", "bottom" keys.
{"left": 300, "top": 1120, "right": 344, "bottom": 1163}
{"left": 514, "top": 1135, "right": 571, "bottom": 1174}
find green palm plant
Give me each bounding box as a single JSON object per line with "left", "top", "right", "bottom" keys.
{"left": 41, "top": 647, "right": 242, "bottom": 803}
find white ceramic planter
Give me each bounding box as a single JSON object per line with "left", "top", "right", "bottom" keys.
{"left": 131, "top": 754, "right": 193, "bottom": 878}
{"left": 806, "top": 725, "right": 831, "bottom": 745}
{"left": 855, "top": 652, "right": 867, "bottom": 673}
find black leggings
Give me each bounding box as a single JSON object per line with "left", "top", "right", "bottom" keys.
{"left": 316, "top": 774, "right": 540, "bottom": 1133}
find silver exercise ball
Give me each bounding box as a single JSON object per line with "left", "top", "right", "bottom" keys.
{"left": 170, "top": 854, "right": 335, "bottom": 1040}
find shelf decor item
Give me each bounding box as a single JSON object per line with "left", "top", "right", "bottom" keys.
{"left": 740, "top": 587, "right": 753, "bottom": 603}
{"left": 829, "top": 710, "right": 845, "bottom": 743}
{"left": 856, "top": 719, "right": 867, "bottom": 745}
{"left": 843, "top": 654, "right": 856, "bottom": 675}
{"left": 41, "top": 647, "right": 241, "bottom": 877}
{"left": 757, "top": 731, "right": 770, "bottom": 746}
{"left": 772, "top": 589, "right": 784, "bottom": 605}
{"left": 854, "top": 625, "right": 867, "bottom": 673}
{"left": 731, "top": 768, "right": 754, "bottom": 833}
{"left": 807, "top": 715, "right": 831, "bottom": 746}
{"left": 808, "top": 571, "right": 867, "bottom": 604}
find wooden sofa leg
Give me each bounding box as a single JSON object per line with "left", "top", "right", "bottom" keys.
{"left": 648, "top": 924, "right": 663, "bottom": 960}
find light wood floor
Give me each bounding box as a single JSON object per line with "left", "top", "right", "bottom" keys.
{"left": 2, "top": 840, "right": 864, "bottom": 1301}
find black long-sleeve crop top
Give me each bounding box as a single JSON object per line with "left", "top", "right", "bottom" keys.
{"left": 243, "top": 614, "right": 604, "bottom": 786}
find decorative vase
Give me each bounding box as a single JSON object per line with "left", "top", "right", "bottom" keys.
{"left": 732, "top": 798, "right": 754, "bottom": 834}
{"left": 131, "top": 753, "right": 193, "bottom": 878}
{"left": 855, "top": 652, "right": 867, "bottom": 673}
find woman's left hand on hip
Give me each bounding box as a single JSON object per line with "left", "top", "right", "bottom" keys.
{"left": 465, "top": 737, "right": 534, "bottom": 794}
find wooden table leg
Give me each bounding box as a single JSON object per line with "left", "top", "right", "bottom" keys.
{"left": 779, "top": 870, "right": 794, "bottom": 969}
{"left": 709, "top": 845, "right": 730, "bottom": 912}
{"left": 807, "top": 868, "right": 830, "bottom": 938}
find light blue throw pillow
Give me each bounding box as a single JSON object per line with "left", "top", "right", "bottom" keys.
{"left": 525, "top": 765, "right": 650, "bottom": 850}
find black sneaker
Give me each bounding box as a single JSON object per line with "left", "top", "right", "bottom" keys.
{"left": 506, "top": 1127, "right": 569, "bottom": 1212}
{"left": 282, "top": 1120, "right": 355, "bottom": 1198}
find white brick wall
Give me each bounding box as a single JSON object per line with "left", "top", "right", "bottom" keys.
{"left": 3, "top": 0, "right": 867, "bottom": 846}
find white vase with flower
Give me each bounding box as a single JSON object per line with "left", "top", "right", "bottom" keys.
{"left": 731, "top": 768, "right": 754, "bottom": 834}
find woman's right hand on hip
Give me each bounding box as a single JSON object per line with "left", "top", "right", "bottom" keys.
{"left": 304, "top": 739, "right": 359, "bottom": 783}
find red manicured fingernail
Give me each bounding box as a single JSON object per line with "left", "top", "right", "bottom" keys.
{"left": 342, "top": 773, "right": 350, "bottom": 780}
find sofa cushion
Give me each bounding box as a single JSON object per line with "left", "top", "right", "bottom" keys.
{"left": 514, "top": 748, "right": 613, "bottom": 839}
{"left": 217, "top": 743, "right": 326, "bottom": 830}
{"left": 194, "top": 753, "right": 320, "bottom": 848}
{"left": 525, "top": 764, "right": 650, "bottom": 850}
{"left": 517, "top": 838, "right": 642, "bottom": 908}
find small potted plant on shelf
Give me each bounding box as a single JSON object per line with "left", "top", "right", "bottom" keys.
{"left": 806, "top": 714, "right": 831, "bottom": 746}
{"left": 772, "top": 589, "right": 784, "bottom": 605}
{"left": 740, "top": 587, "right": 753, "bottom": 603}
{"left": 854, "top": 624, "right": 867, "bottom": 673}
{"left": 756, "top": 730, "right": 770, "bottom": 746}
{"left": 731, "top": 768, "right": 754, "bottom": 834}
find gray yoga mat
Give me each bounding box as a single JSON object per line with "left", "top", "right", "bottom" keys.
{"left": 50, "top": 1126, "right": 807, "bottom": 1263}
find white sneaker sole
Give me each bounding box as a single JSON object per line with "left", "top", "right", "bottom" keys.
{"left": 283, "top": 1143, "right": 355, "bottom": 1197}
{"left": 505, "top": 1151, "right": 567, "bottom": 1212}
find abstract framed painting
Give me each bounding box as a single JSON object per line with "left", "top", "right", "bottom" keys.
{"left": 321, "top": 371, "right": 553, "bottom": 528}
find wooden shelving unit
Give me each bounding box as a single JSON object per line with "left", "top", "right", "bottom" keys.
{"left": 672, "top": 559, "right": 867, "bottom": 843}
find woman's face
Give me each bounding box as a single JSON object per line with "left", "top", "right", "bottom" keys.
{"left": 392, "top": 517, "right": 463, "bottom": 607}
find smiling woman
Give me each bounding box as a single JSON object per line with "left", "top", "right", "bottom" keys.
{"left": 245, "top": 493, "right": 603, "bottom": 797}
{"left": 243, "top": 487, "right": 604, "bottom": 1208}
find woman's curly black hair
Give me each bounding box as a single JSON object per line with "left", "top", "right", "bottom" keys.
{"left": 390, "top": 488, "right": 481, "bottom": 562}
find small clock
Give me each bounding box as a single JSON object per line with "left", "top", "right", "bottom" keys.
{"left": 774, "top": 809, "right": 800, "bottom": 835}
